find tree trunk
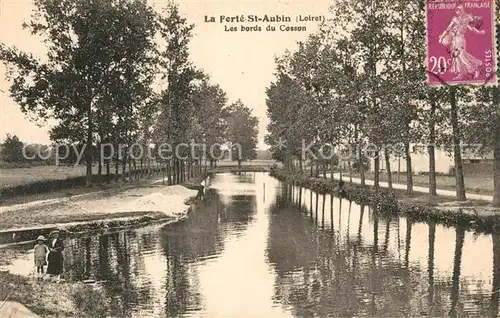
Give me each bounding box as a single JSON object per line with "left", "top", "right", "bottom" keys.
{"left": 358, "top": 148, "right": 365, "bottom": 187}
{"left": 348, "top": 155, "right": 353, "bottom": 183}
{"left": 167, "top": 160, "right": 172, "bottom": 185}
{"left": 428, "top": 93, "right": 438, "bottom": 197}
{"left": 114, "top": 156, "right": 119, "bottom": 183}
{"left": 405, "top": 217, "right": 412, "bottom": 268}
{"left": 374, "top": 150, "right": 380, "bottom": 189}
{"left": 322, "top": 162, "right": 327, "bottom": 178}
{"left": 176, "top": 159, "right": 181, "bottom": 184}
{"left": 449, "top": 87, "right": 466, "bottom": 201}
{"left": 384, "top": 147, "right": 392, "bottom": 190}
{"left": 191, "top": 159, "right": 194, "bottom": 178}
{"left": 238, "top": 159, "right": 241, "bottom": 168}
{"left": 182, "top": 160, "right": 186, "bottom": 182}
{"left": 128, "top": 158, "right": 132, "bottom": 182}
{"left": 299, "top": 158, "right": 303, "bottom": 173}
{"left": 122, "top": 152, "right": 127, "bottom": 183}
{"left": 97, "top": 149, "right": 102, "bottom": 184}
{"left": 428, "top": 222, "right": 436, "bottom": 310}
{"left": 106, "top": 159, "right": 111, "bottom": 184}
{"left": 397, "top": 156, "right": 401, "bottom": 183}
{"left": 331, "top": 156, "right": 336, "bottom": 181}
{"left": 355, "top": 126, "right": 365, "bottom": 187}
{"left": 132, "top": 159, "right": 137, "bottom": 181}
{"left": 177, "top": 159, "right": 182, "bottom": 183}
{"left": 405, "top": 142, "right": 413, "bottom": 195}
{"left": 85, "top": 102, "right": 93, "bottom": 187}
{"left": 106, "top": 160, "right": 110, "bottom": 184}
{"left": 310, "top": 159, "right": 314, "bottom": 176}
{"left": 493, "top": 86, "right": 500, "bottom": 207}
{"left": 449, "top": 226, "right": 465, "bottom": 317}
{"left": 140, "top": 158, "right": 143, "bottom": 178}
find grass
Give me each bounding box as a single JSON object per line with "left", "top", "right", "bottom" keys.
{"left": 344, "top": 171, "right": 494, "bottom": 196}
{"left": 0, "top": 271, "right": 113, "bottom": 317}
{"left": 0, "top": 165, "right": 86, "bottom": 188}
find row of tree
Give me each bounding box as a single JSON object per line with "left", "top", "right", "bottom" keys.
{"left": 265, "top": 0, "right": 499, "bottom": 206}
{"left": 0, "top": 0, "right": 259, "bottom": 185}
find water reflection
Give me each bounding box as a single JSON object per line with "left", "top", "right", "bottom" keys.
{"left": 4, "top": 173, "right": 500, "bottom": 317}
{"left": 272, "top": 184, "right": 499, "bottom": 317}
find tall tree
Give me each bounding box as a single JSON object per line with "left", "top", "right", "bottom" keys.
{"left": 1, "top": 134, "right": 25, "bottom": 163}
{"left": 227, "top": 100, "right": 259, "bottom": 167}
{"left": 157, "top": 2, "right": 201, "bottom": 183}
{"left": 0, "top": 0, "right": 158, "bottom": 186}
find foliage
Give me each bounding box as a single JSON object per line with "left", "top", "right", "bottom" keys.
{"left": 1, "top": 134, "right": 26, "bottom": 162}
{"left": 265, "top": 0, "right": 499, "bottom": 204}
{"left": 0, "top": 0, "right": 257, "bottom": 190}
{"left": 226, "top": 100, "right": 259, "bottom": 163}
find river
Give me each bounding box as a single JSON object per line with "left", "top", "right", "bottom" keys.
{"left": 6, "top": 172, "right": 500, "bottom": 317}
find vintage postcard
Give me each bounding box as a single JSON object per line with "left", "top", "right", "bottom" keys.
{"left": 0, "top": 0, "right": 499, "bottom": 317}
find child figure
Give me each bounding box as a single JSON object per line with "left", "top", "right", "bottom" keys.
{"left": 34, "top": 235, "right": 48, "bottom": 275}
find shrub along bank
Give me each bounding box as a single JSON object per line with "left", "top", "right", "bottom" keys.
{"left": 270, "top": 168, "right": 500, "bottom": 234}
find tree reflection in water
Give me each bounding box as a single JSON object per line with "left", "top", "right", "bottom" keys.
{"left": 64, "top": 230, "right": 152, "bottom": 316}
{"left": 267, "top": 192, "right": 500, "bottom": 317}
{"left": 55, "top": 176, "right": 499, "bottom": 317}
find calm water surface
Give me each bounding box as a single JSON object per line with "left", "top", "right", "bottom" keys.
{"left": 7, "top": 173, "right": 500, "bottom": 317}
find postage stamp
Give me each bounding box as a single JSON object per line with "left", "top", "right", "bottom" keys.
{"left": 425, "top": 0, "right": 498, "bottom": 86}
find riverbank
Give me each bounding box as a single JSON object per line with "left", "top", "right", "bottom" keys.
{"left": 0, "top": 183, "right": 198, "bottom": 231}
{"left": 270, "top": 168, "right": 500, "bottom": 234}
{"left": 0, "top": 270, "right": 116, "bottom": 317}
{"left": 0, "top": 179, "right": 202, "bottom": 317}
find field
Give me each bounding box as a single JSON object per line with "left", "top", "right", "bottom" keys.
{"left": 1, "top": 165, "right": 89, "bottom": 188}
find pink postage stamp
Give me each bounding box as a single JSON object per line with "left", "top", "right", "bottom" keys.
{"left": 425, "top": 0, "right": 498, "bottom": 86}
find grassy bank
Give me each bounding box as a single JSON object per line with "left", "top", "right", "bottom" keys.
{"left": 0, "top": 271, "right": 120, "bottom": 317}
{"left": 345, "top": 171, "right": 493, "bottom": 196}
{"left": 270, "top": 168, "right": 500, "bottom": 234}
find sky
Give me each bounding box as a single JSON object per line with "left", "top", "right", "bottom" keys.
{"left": 0, "top": 0, "right": 333, "bottom": 149}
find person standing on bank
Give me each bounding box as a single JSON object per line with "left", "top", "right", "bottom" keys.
{"left": 46, "top": 230, "right": 64, "bottom": 281}
{"left": 33, "top": 235, "right": 48, "bottom": 276}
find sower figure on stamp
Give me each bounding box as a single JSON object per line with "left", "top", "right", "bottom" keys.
{"left": 438, "top": 5, "right": 485, "bottom": 80}
{"left": 46, "top": 230, "right": 64, "bottom": 282}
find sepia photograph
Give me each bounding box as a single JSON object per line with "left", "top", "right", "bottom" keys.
{"left": 0, "top": 0, "right": 499, "bottom": 316}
